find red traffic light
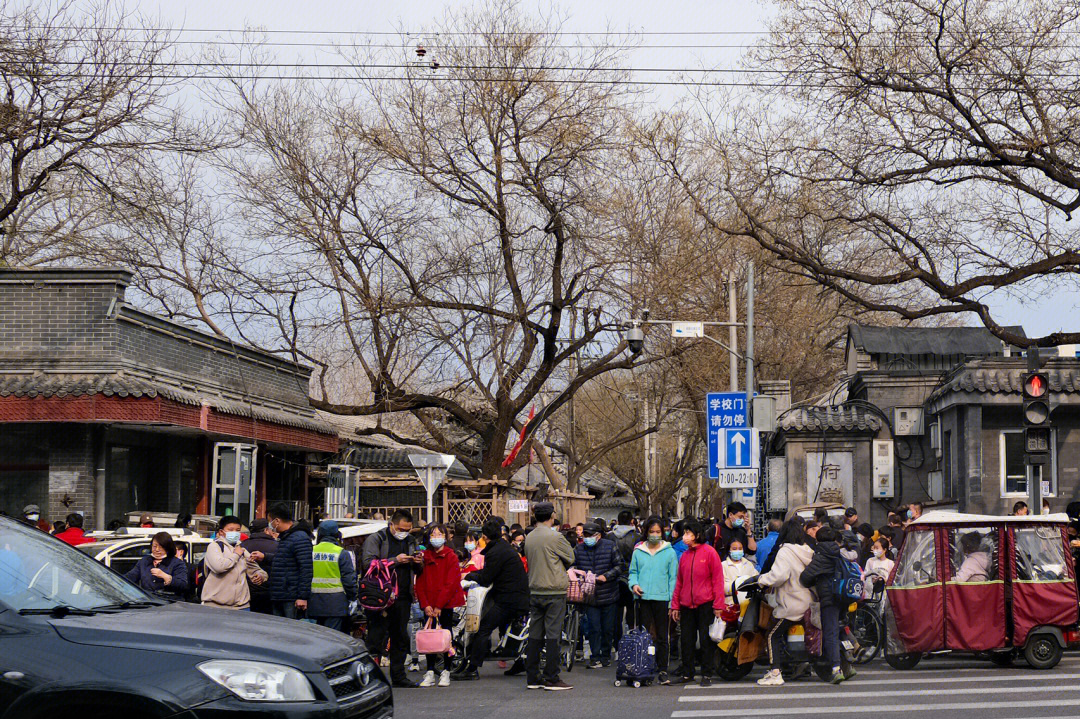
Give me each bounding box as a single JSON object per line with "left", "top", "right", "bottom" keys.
{"left": 1023, "top": 373, "right": 1048, "bottom": 399}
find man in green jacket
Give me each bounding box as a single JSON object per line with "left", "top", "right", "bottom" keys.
{"left": 522, "top": 501, "right": 575, "bottom": 691}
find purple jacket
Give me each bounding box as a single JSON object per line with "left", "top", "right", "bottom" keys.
{"left": 125, "top": 555, "right": 189, "bottom": 597}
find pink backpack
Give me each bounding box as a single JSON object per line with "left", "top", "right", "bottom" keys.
{"left": 359, "top": 559, "right": 398, "bottom": 611}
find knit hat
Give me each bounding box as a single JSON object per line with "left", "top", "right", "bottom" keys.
{"left": 317, "top": 519, "right": 341, "bottom": 541}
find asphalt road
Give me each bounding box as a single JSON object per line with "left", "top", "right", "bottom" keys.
{"left": 392, "top": 654, "right": 1080, "bottom": 719}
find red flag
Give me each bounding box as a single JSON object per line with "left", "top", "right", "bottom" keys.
{"left": 502, "top": 406, "right": 536, "bottom": 468}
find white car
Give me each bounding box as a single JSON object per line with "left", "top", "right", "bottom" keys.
{"left": 75, "top": 535, "right": 214, "bottom": 577}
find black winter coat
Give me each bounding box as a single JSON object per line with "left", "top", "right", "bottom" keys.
{"left": 799, "top": 540, "right": 840, "bottom": 608}
{"left": 241, "top": 532, "right": 279, "bottom": 602}
{"left": 269, "top": 524, "right": 314, "bottom": 602}
{"left": 573, "top": 538, "right": 624, "bottom": 605}
{"left": 465, "top": 537, "right": 530, "bottom": 613}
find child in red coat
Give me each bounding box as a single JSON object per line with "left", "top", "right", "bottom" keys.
{"left": 414, "top": 524, "right": 465, "bottom": 687}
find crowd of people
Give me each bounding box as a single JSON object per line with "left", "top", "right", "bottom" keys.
{"left": 18, "top": 494, "right": 1080, "bottom": 695}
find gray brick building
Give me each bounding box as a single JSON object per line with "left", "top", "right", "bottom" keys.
{"left": 770, "top": 324, "right": 1080, "bottom": 526}
{"left": 0, "top": 267, "right": 337, "bottom": 529}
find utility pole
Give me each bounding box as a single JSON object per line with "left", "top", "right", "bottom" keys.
{"left": 729, "top": 272, "right": 738, "bottom": 392}
{"left": 566, "top": 308, "right": 578, "bottom": 492}
{"left": 746, "top": 262, "right": 755, "bottom": 424}
{"left": 643, "top": 393, "right": 653, "bottom": 495}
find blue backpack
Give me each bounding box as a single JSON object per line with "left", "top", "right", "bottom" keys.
{"left": 833, "top": 557, "right": 865, "bottom": 601}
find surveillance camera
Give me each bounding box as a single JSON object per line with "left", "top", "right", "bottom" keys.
{"left": 641, "top": 309, "right": 650, "bottom": 321}
{"left": 626, "top": 325, "right": 645, "bottom": 355}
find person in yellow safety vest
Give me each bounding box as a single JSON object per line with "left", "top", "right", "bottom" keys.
{"left": 308, "top": 520, "right": 358, "bottom": 632}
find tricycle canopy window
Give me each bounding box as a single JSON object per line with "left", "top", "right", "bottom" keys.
{"left": 949, "top": 527, "right": 999, "bottom": 583}
{"left": 1015, "top": 527, "right": 1068, "bottom": 582}
{"left": 893, "top": 530, "right": 937, "bottom": 587}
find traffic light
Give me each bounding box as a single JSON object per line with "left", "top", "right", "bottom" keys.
{"left": 1023, "top": 371, "right": 1051, "bottom": 464}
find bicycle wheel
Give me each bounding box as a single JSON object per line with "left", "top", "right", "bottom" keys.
{"left": 561, "top": 606, "right": 580, "bottom": 672}
{"left": 851, "top": 605, "right": 884, "bottom": 664}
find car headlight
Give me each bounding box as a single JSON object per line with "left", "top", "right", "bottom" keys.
{"left": 198, "top": 660, "right": 316, "bottom": 702}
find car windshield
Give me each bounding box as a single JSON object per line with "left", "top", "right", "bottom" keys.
{"left": 0, "top": 518, "right": 149, "bottom": 612}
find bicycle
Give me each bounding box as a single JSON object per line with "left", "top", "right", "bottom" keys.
{"left": 560, "top": 602, "right": 584, "bottom": 672}
{"left": 845, "top": 577, "right": 887, "bottom": 664}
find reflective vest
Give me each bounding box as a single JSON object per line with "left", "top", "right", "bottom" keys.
{"left": 312, "top": 541, "right": 345, "bottom": 594}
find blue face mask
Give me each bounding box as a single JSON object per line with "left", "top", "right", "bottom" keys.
{"left": 729, "top": 550, "right": 744, "bottom": 561}
{"left": 464, "top": 542, "right": 476, "bottom": 552}
{"left": 430, "top": 537, "right": 445, "bottom": 548}
{"left": 224, "top": 531, "right": 241, "bottom": 545}
{"left": 584, "top": 537, "right": 598, "bottom": 547}
{"left": 733, "top": 517, "right": 745, "bottom": 528}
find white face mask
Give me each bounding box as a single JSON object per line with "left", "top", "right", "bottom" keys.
{"left": 393, "top": 531, "right": 410, "bottom": 541}
{"left": 26, "top": 514, "right": 39, "bottom": 522}
{"left": 873, "top": 549, "right": 885, "bottom": 558}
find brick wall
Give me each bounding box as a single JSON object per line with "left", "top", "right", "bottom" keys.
{"left": 117, "top": 317, "right": 311, "bottom": 406}
{"left": 0, "top": 271, "right": 124, "bottom": 368}
{"left": 0, "top": 424, "right": 96, "bottom": 525}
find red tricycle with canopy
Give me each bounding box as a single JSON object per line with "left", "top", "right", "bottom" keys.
{"left": 884, "top": 511, "right": 1080, "bottom": 670}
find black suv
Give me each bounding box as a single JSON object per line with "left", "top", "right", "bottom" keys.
{"left": 0, "top": 515, "right": 392, "bottom": 718}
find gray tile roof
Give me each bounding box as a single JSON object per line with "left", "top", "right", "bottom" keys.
{"left": 348, "top": 447, "right": 472, "bottom": 478}
{"left": 929, "top": 359, "right": 1080, "bottom": 402}
{"left": 0, "top": 372, "right": 335, "bottom": 435}
{"left": 848, "top": 324, "right": 1023, "bottom": 357}
{"left": 778, "top": 405, "right": 883, "bottom": 433}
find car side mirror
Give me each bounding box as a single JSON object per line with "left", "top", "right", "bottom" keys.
{"left": 911, "top": 560, "right": 922, "bottom": 573}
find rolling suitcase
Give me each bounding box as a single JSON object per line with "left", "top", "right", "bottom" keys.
{"left": 614, "top": 603, "right": 657, "bottom": 688}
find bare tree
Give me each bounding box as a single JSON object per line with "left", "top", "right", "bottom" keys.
{"left": 212, "top": 3, "right": 668, "bottom": 481}
{"left": 673, "top": 0, "right": 1080, "bottom": 348}
{"left": 0, "top": 0, "right": 181, "bottom": 267}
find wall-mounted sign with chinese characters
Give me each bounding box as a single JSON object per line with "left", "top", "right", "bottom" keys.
{"left": 706, "top": 392, "right": 759, "bottom": 488}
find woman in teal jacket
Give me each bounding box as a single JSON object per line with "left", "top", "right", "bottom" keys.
{"left": 627, "top": 516, "right": 679, "bottom": 684}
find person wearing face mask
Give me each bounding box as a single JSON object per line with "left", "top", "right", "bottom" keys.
{"left": 308, "top": 520, "right": 358, "bottom": 633}
{"left": 125, "top": 531, "right": 189, "bottom": 599}
{"left": 627, "top": 516, "right": 678, "bottom": 684}
{"left": 855, "top": 523, "right": 876, "bottom": 565}
{"left": 267, "top": 502, "right": 314, "bottom": 620}
{"left": 21, "top": 504, "right": 50, "bottom": 533}
{"left": 707, "top": 502, "right": 757, "bottom": 561}
{"left": 670, "top": 519, "right": 729, "bottom": 686}
{"left": 862, "top": 537, "right": 894, "bottom": 589}
{"left": 460, "top": 530, "right": 485, "bottom": 573}
{"left": 240, "top": 518, "right": 278, "bottom": 614}
{"left": 721, "top": 539, "right": 759, "bottom": 606}
{"left": 573, "top": 522, "right": 624, "bottom": 669}
{"left": 413, "top": 524, "right": 464, "bottom": 687}
{"left": 362, "top": 509, "right": 424, "bottom": 688}
{"left": 202, "top": 516, "right": 268, "bottom": 610}
{"left": 510, "top": 530, "right": 529, "bottom": 571}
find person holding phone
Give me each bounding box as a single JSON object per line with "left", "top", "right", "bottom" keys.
{"left": 362, "top": 509, "right": 425, "bottom": 688}
{"left": 125, "top": 531, "right": 189, "bottom": 599}
{"left": 627, "top": 516, "right": 678, "bottom": 684}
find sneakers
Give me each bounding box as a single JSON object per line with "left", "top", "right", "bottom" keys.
{"left": 829, "top": 666, "right": 845, "bottom": 684}
{"left": 526, "top": 677, "right": 544, "bottom": 689}
{"left": 587, "top": 659, "right": 603, "bottom": 669}
{"left": 392, "top": 678, "right": 419, "bottom": 689}
{"left": 420, "top": 671, "right": 436, "bottom": 687}
{"left": 659, "top": 672, "right": 670, "bottom": 686}
{"left": 757, "top": 668, "right": 784, "bottom": 686}
{"left": 700, "top": 676, "right": 712, "bottom": 688}
{"left": 789, "top": 662, "right": 811, "bottom": 681}
{"left": 409, "top": 661, "right": 421, "bottom": 673}
{"left": 842, "top": 662, "right": 857, "bottom": 681}
{"left": 504, "top": 660, "right": 525, "bottom": 676}
{"left": 670, "top": 675, "right": 695, "bottom": 685}
{"left": 600, "top": 658, "right": 611, "bottom": 668}
{"left": 438, "top": 670, "right": 451, "bottom": 687}
{"left": 544, "top": 679, "right": 573, "bottom": 691}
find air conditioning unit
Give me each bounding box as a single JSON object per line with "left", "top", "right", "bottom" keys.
{"left": 893, "top": 407, "right": 925, "bottom": 436}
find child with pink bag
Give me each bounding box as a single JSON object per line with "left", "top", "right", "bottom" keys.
{"left": 414, "top": 524, "right": 465, "bottom": 687}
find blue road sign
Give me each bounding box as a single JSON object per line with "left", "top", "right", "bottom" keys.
{"left": 727, "top": 428, "right": 751, "bottom": 468}
{"left": 706, "top": 392, "right": 748, "bottom": 479}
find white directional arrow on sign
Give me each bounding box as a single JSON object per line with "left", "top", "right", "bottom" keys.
{"left": 730, "top": 431, "right": 746, "bottom": 465}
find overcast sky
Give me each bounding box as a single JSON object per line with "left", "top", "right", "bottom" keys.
{"left": 134, "top": 0, "right": 1080, "bottom": 340}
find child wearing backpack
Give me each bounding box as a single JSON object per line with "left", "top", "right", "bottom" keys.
{"left": 798, "top": 525, "right": 848, "bottom": 684}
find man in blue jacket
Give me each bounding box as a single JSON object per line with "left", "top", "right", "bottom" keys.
{"left": 573, "top": 522, "right": 624, "bottom": 668}
{"left": 755, "top": 519, "right": 783, "bottom": 571}
{"left": 267, "top": 502, "right": 314, "bottom": 620}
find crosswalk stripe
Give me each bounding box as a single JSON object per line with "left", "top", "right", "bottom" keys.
{"left": 671, "top": 698, "right": 1080, "bottom": 717}
{"left": 682, "top": 669, "right": 1080, "bottom": 688}
{"left": 678, "top": 681, "right": 1080, "bottom": 702}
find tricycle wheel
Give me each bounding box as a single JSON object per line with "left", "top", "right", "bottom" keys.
{"left": 1024, "top": 634, "right": 1062, "bottom": 669}
{"left": 716, "top": 651, "right": 754, "bottom": 681}
{"left": 988, "top": 650, "right": 1015, "bottom": 667}
{"left": 614, "top": 679, "right": 622, "bottom": 687}
{"left": 633, "top": 680, "right": 642, "bottom": 688}
{"left": 885, "top": 651, "right": 922, "bottom": 670}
